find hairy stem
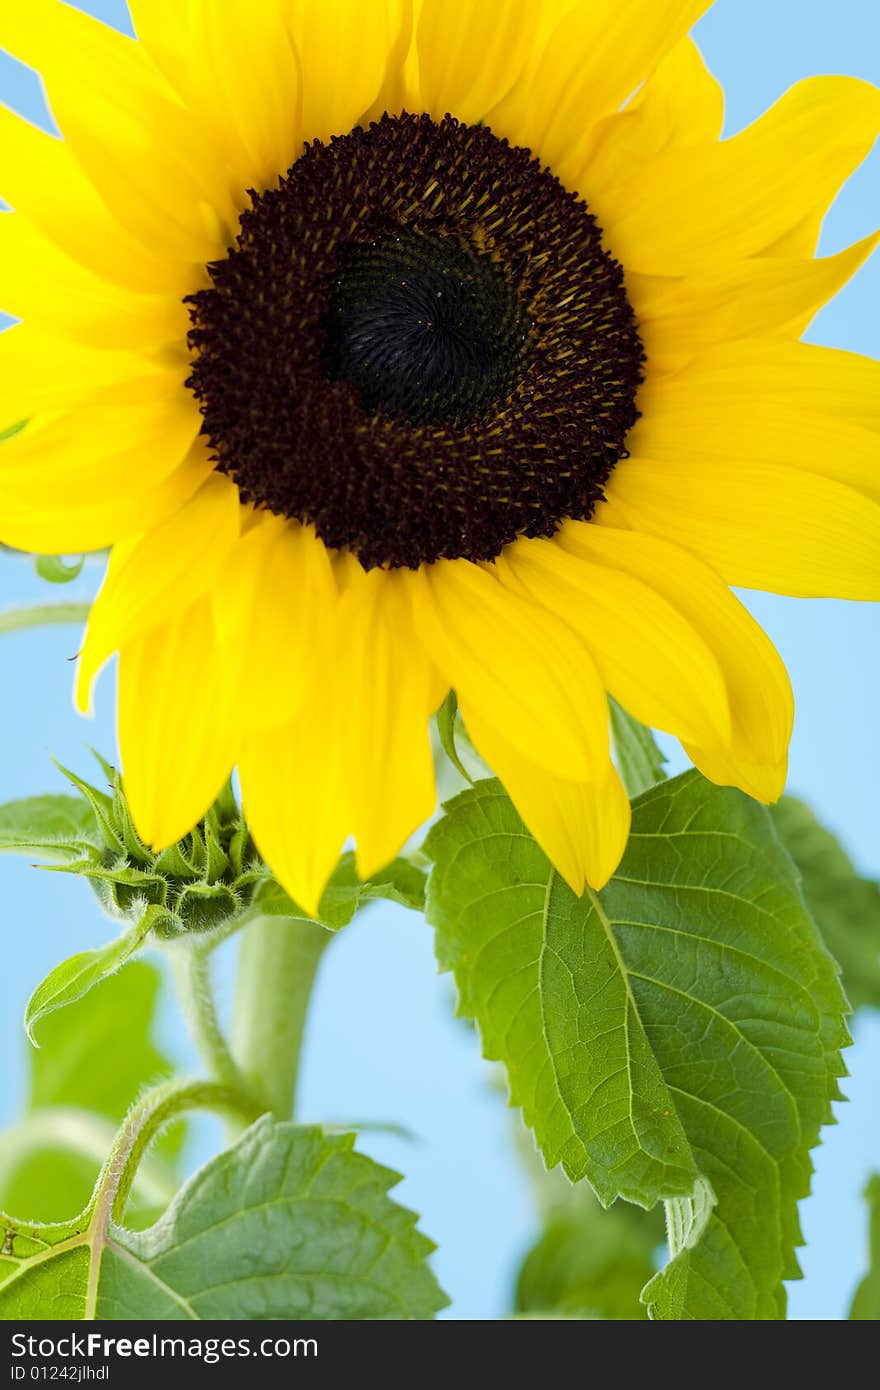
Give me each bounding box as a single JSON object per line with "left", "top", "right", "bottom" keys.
{"left": 171, "top": 943, "right": 249, "bottom": 1095}
{"left": 232, "top": 915, "right": 331, "bottom": 1121}
{"left": 102, "top": 1078, "right": 262, "bottom": 1227}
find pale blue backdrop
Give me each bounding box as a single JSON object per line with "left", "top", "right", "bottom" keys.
{"left": 1, "top": 0, "right": 878, "bottom": 1320}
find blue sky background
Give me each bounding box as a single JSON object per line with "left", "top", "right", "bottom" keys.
{"left": 1, "top": 0, "right": 879, "bottom": 1320}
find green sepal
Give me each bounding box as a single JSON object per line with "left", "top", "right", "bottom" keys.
{"left": 436, "top": 691, "right": 473, "bottom": 783}
{"left": 253, "top": 850, "right": 427, "bottom": 930}
{"left": 52, "top": 758, "right": 126, "bottom": 856}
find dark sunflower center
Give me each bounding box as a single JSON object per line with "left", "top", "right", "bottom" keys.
{"left": 186, "top": 112, "right": 644, "bottom": 570}
{"left": 325, "top": 230, "right": 530, "bottom": 427}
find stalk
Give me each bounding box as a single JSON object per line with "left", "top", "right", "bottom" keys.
{"left": 232, "top": 914, "right": 330, "bottom": 1120}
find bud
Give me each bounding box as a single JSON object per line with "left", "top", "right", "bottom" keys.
{"left": 49, "top": 754, "right": 266, "bottom": 939}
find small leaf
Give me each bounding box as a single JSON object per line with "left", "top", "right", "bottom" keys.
{"left": 436, "top": 691, "right": 473, "bottom": 783}
{"left": 0, "top": 1120, "right": 448, "bottom": 1320}
{"left": 24, "top": 905, "right": 166, "bottom": 1043}
{"left": 609, "top": 698, "right": 667, "bottom": 797}
{"left": 772, "top": 796, "right": 880, "bottom": 1012}
{"left": 0, "top": 794, "right": 97, "bottom": 858}
{"left": 850, "top": 1175, "right": 880, "bottom": 1320}
{"left": 255, "top": 851, "right": 427, "bottom": 930}
{"left": 34, "top": 555, "right": 85, "bottom": 585}
{"left": 425, "top": 774, "right": 848, "bottom": 1320}
{"left": 0, "top": 420, "right": 25, "bottom": 443}
{"left": 29, "top": 962, "right": 173, "bottom": 1117}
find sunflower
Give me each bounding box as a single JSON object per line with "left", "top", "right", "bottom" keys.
{"left": 1, "top": 0, "right": 878, "bottom": 913}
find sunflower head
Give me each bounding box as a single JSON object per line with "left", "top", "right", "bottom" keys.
{"left": 1, "top": 0, "right": 878, "bottom": 915}
{"left": 185, "top": 109, "right": 644, "bottom": 570}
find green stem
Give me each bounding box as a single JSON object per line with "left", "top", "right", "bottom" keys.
{"left": 0, "top": 601, "right": 91, "bottom": 635}
{"left": 0, "top": 1108, "right": 178, "bottom": 1213}
{"left": 171, "top": 943, "right": 249, "bottom": 1095}
{"left": 232, "top": 915, "right": 330, "bottom": 1121}
{"left": 103, "top": 1077, "right": 262, "bottom": 1226}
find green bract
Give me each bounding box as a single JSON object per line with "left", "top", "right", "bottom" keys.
{"left": 42, "top": 759, "right": 265, "bottom": 938}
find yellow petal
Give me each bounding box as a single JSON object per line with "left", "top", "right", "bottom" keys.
{"left": 185, "top": 0, "right": 302, "bottom": 192}
{"left": 0, "top": 103, "right": 187, "bottom": 295}
{"left": 683, "top": 744, "right": 787, "bottom": 805}
{"left": 416, "top": 0, "right": 541, "bottom": 125}
{"left": 0, "top": 210, "right": 190, "bottom": 351}
{"left": 127, "top": 0, "right": 194, "bottom": 94}
{"left": 0, "top": 321, "right": 168, "bottom": 422}
{"left": 462, "top": 708, "right": 631, "bottom": 894}
{"left": 645, "top": 337, "right": 880, "bottom": 433}
{"left": 339, "top": 570, "right": 444, "bottom": 878}
{"left": 631, "top": 339, "right": 880, "bottom": 503}
{"left": 601, "top": 77, "right": 880, "bottom": 274}
{"left": 1, "top": 1, "right": 237, "bottom": 263}
{"left": 0, "top": 443, "right": 213, "bottom": 555}
{"left": 286, "top": 0, "right": 407, "bottom": 143}
{"left": 213, "top": 513, "right": 337, "bottom": 731}
{"left": 239, "top": 694, "right": 349, "bottom": 919}
{"left": 626, "top": 35, "right": 724, "bottom": 140}
{"left": 0, "top": 385, "right": 200, "bottom": 506}
{"left": 560, "top": 523, "right": 793, "bottom": 787}
{"left": 489, "top": 0, "right": 712, "bottom": 184}
{"left": 499, "top": 534, "right": 730, "bottom": 747}
{"left": 410, "top": 558, "right": 608, "bottom": 781}
{"left": 576, "top": 37, "right": 724, "bottom": 194}
{"left": 76, "top": 475, "right": 241, "bottom": 713}
{"left": 631, "top": 233, "right": 880, "bottom": 374}
{"left": 361, "top": 0, "right": 415, "bottom": 120}
{"left": 118, "top": 596, "right": 238, "bottom": 849}
{"left": 600, "top": 459, "right": 880, "bottom": 600}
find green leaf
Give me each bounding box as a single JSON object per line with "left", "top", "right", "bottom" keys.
{"left": 0, "top": 1120, "right": 448, "bottom": 1320}
{"left": 29, "top": 962, "right": 173, "bottom": 1117}
{"left": 436, "top": 691, "right": 473, "bottom": 783}
{"left": 609, "top": 698, "right": 667, "bottom": 797}
{"left": 34, "top": 555, "right": 85, "bottom": 585}
{"left": 0, "top": 420, "right": 25, "bottom": 444}
{"left": 0, "top": 794, "right": 97, "bottom": 858}
{"left": 515, "top": 1194, "right": 662, "bottom": 1321}
{"left": 850, "top": 1175, "right": 880, "bottom": 1319}
{"left": 0, "top": 964, "right": 180, "bottom": 1226}
{"left": 771, "top": 796, "right": 880, "bottom": 1012}
{"left": 424, "top": 773, "right": 848, "bottom": 1320}
{"left": 426, "top": 779, "right": 696, "bottom": 1205}
{"left": 24, "top": 905, "right": 167, "bottom": 1043}
{"left": 255, "top": 851, "right": 427, "bottom": 930}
